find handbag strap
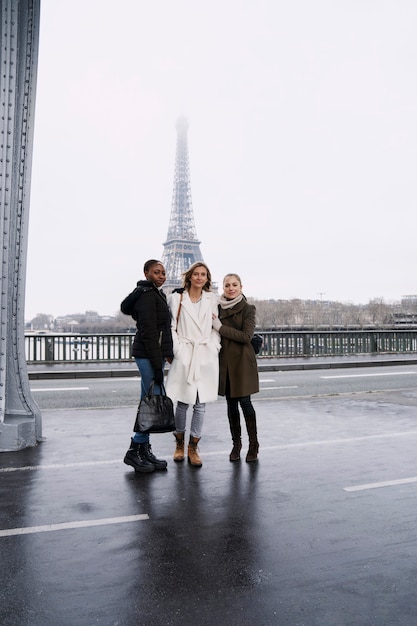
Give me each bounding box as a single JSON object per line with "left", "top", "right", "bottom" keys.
{"left": 147, "top": 381, "right": 167, "bottom": 397}
{"left": 176, "top": 292, "right": 183, "bottom": 329}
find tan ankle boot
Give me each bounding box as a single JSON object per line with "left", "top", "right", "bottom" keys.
{"left": 188, "top": 436, "right": 202, "bottom": 467}
{"left": 173, "top": 432, "right": 185, "bottom": 462}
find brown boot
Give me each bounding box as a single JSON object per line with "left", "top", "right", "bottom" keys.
{"left": 244, "top": 412, "right": 259, "bottom": 463}
{"left": 173, "top": 431, "right": 185, "bottom": 462}
{"left": 228, "top": 412, "right": 242, "bottom": 462}
{"left": 246, "top": 441, "right": 259, "bottom": 463}
{"left": 230, "top": 439, "right": 242, "bottom": 462}
{"left": 188, "top": 436, "right": 202, "bottom": 467}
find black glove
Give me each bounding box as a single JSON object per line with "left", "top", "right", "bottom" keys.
{"left": 154, "top": 368, "right": 164, "bottom": 385}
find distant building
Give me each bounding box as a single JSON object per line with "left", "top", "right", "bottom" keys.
{"left": 401, "top": 295, "right": 417, "bottom": 306}
{"left": 394, "top": 295, "right": 417, "bottom": 324}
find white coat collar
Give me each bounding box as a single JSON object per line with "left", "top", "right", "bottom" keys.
{"left": 181, "top": 291, "right": 211, "bottom": 325}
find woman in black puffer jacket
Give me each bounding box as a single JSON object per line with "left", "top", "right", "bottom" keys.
{"left": 122, "top": 260, "right": 174, "bottom": 474}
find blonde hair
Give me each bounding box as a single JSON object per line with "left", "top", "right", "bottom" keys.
{"left": 182, "top": 262, "right": 212, "bottom": 291}
{"left": 223, "top": 273, "right": 242, "bottom": 285}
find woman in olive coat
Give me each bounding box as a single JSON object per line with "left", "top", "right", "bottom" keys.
{"left": 212, "top": 273, "right": 259, "bottom": 462}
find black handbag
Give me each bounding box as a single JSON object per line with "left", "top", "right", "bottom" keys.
{"left": 251, "top": 333, "right": 263, "bottom": 354}
{"left": 134, "top": 382, "right": 175, "bottom": 434}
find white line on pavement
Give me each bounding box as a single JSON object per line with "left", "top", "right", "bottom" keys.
{"left": 260, "top": 386, "right": 298, "bottom": 390}
{"left": 321, "top": 371, "right": 417, "bottom": 379}
{"left": 4, "top": 430, "right": 417, "bottom": 470}
{"left": 0, "top": 514, "right": 149, "bottom": 538}
{"left": 205, "top": 430, "right": 417, "bottom": 455}
{"left": 343, "top": 476, "right": 417, "bottom": 492}
{"left": 32, "top": 387, "right": 90, "bottom": 392}
{"left": 107, "top": 378, "right": 139, "bottom": 381}
{"left": 0, "top": 460, "right": 121, "bottom": 472}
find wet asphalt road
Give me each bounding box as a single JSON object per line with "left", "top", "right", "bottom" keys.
{"left": 2, "top": 378, "right": 417, "bottom": 624}
{"left": 29, "top": 362, "right": 417, "bottom": 410}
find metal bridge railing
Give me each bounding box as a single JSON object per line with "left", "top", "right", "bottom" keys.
{"left": 25, "top": 334, "right": 134, "bottom": 363}
{"left": 25, "top": 330, "right": 417, "bottom": 364}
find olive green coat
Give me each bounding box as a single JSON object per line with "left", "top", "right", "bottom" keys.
{"left": 218, "top": 297, "right": 259, "bottom": 398}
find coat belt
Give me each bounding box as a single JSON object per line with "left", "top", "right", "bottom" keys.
{"left": 182, "top": 337, "right": 210, "bottom": 385}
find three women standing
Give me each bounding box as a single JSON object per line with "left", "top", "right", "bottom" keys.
{"left": 212, "top": 273, "right": 260, "bottom": 462}
{"left": 122, "top": 261, "right": 258, "bottom": 473}
{"left": 166, "top": 262, "right": 221, "bottom": 467}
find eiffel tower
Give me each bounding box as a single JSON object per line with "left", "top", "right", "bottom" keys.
{"left": 162, "top": 117, "right": 205, "bottom": 293}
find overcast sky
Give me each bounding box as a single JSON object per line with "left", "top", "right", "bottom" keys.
{"left": 25, "top": 0, "right": 417, "bottom": 320}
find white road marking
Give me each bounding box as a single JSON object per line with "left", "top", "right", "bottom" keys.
{"left": 204, "top": 430, "right": 417, "bottom": 456}
{"left": 260, "top": 386, "right": 298, "bottom": 390}
{"left": 0, "top": 460, "right": 121, "bottom": 472}
{"left": 0, "top": 514, "right": 149, "bottom": 538}
{"left": 5, "top": 430, "right": 417, "bottom": 469}
{"left": 321, "top": 371, "right": 417, "bottom": 379}
{"left": 32, "top": 387, "right": 90, "bottom": 392}
{"left": 259, "top": 430, "right": 417, "bottom": 448}
{"left": 343, "top": 476, "right": 417, "bottom": 492}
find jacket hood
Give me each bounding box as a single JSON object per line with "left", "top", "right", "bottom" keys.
{"left": 136, "top": 279, "right": 155, "bottom": 293}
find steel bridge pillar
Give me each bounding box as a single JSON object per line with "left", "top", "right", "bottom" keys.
{"left": 0, "top": 0, "right": 41, "bottom": 451}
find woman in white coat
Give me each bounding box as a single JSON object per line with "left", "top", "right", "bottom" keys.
{"left": 166, "top": 262, "right": 220, "bottom": 467}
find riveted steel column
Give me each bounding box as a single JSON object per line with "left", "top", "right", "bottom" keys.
{"left": 0, "top": 0, "right": 41, "bottom": 451}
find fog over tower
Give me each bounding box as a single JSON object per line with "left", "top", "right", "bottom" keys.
{"left": 162, "top": 117, "right": 204, "bottom": 292}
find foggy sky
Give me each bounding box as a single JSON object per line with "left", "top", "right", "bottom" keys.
{"left": 25, "top": 0, "right": 417, "bottom": 319}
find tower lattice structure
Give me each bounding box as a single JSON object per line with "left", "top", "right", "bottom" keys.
{"left": 162, "top": 117, "right": 204, "bottom": 293}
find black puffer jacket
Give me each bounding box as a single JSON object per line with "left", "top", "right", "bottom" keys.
{"left": 131, "top": 281, "right": 174, "bottom": 372}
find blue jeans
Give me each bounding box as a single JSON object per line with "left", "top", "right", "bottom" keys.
{"left": 132, "top": 357, "right": 163, "bottom": 444}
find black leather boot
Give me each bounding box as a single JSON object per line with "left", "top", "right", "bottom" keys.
{"left": 124, "top": 439, "right": 155, "bottom": 473}
{"left": 243, "top": 413, "right": 259, "bottom": 462}
{"left": 140, "top": 442, "right": 168, "bottom": 470}
{"left": 228, "top": 412, "right": 242, "bottom": 462}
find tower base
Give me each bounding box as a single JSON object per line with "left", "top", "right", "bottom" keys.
{"left": 0, "top": 416, "right": 38, "bottom": 452}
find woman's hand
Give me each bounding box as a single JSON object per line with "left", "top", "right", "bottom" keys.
{"left": 212, "top": 315, "right": 222, "bottom": 332}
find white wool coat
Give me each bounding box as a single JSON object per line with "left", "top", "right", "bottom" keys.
{"left": 166, "top": 290, "right": 221, "bottom": 405}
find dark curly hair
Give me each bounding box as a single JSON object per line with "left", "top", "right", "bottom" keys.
{"left": 143, "top": 259, "right": 163, "bottom": 274}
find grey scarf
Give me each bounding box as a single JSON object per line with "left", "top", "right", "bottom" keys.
{"left": 218, "top": 293, "right": 244, "bottom": 310}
